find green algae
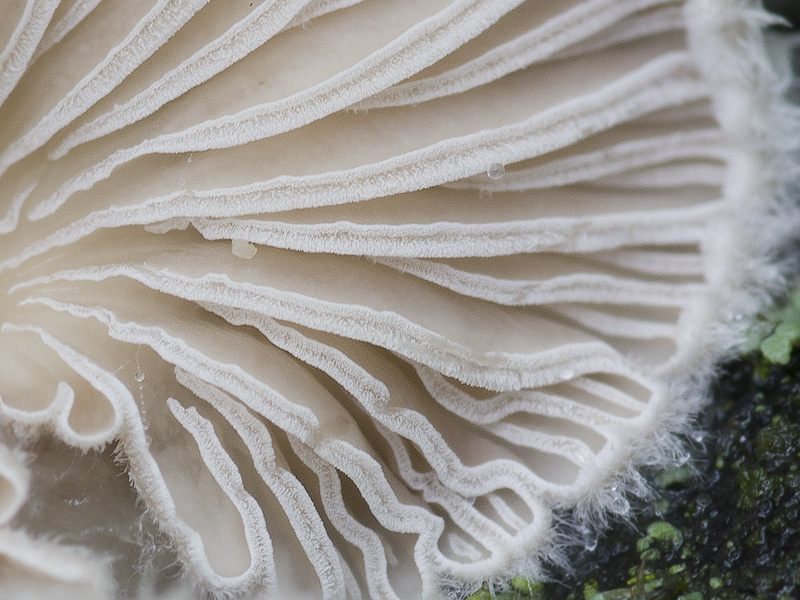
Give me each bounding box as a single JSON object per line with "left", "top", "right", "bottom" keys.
{"left": 510, "top": 577, "right": 545, "bottom": 598}
{"left": 646, "top": 522, "right": 683, "bottom": 548}
{"left": 465, "top": 584, "right": 493, "bottom": 600}
{"left": 758, "top": 288, "right": 800, "bottom": 364}
{"left": 468, "top": 345, "right": 800, "bottom": 600}
{"left": 655, "top": 465, "right": 693, "bottom": 491}
{"left": 465, "top": 577, "right": 545, "bottom": 600}
{"left": 465, "top": 289, "right": 800, "bottom": 600}
{"left": 545, "top": 349, "right": 800, "bottom": 599}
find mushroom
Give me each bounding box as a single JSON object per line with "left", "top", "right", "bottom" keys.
{"left": 0, "top": 0, "right": 795, "bottom": 598}
{"left": 0, "top": 437, "right": 113, "bottom": 599}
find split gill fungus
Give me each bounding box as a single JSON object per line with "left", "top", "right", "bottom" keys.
{"left": 0, "top": 0, "right": 796, "bottom": 599}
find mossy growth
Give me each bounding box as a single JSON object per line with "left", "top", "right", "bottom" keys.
{"left": 468, "top": 345, "right": 800, "bottom": 600}
{"left": 541, "top": 349, "right": 800, "bottom": 600}
{"left": 756, "top": 287, "right": 800, "bottom": 365}
{"left": 465, "top": 578, "right": 545, "bottom": 599}
{"left": 465, "top": 289, "right": 800, "bottom": 600}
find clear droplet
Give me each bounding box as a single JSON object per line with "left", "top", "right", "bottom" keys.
{"left": 487, "top": 163, "right": 505, "bottom": 180}
{"left": 630, "top": 472, "right": 649, "bottom": 498}
{"left": 187, "top": 156, "right": 193, "bottom": 164}
{"left": 608, "top": 493, "right": 630, "bottom": 516}
{"left": 134, "top": 369, "right": 145, "bottom": 383}
{"left": 582, "top": 529, "right": 598, "bottom": 552}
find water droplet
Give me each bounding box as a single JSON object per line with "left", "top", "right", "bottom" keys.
{"left": 609, "top": 493, "right": 630, "bottom": 516}
{"left": 487, "top": 163, "right": 505, "bottom": 180}
{"left": 582, "top": 529, "right": 598, "bottom": 552}
{"left": 632, "top": 477, "right": 649, "bottom": 498}
{"left": 187, "top": 156, "right": 193, "bottom": 164}
{"left": 559, "top": 369, "right": 575, "bottom": 380}
{"left": 134, "top": 369, "right": 145, "bottom": 383}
